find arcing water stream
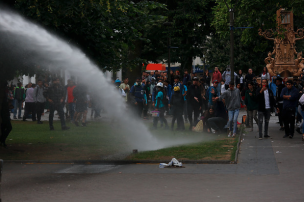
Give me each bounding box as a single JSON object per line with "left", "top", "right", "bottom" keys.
{"left": 0, "top": 8, "right": 211, "bottom": 155}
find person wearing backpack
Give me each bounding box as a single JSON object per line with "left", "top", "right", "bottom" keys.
{"left": 152, "top": 82, "right": 168, "bottom": 129}
{"left": 169, "top": 86, "right": 184, "bottom": 130}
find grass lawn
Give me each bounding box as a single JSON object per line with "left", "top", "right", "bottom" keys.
{"left": 0, "top": 121, "right": 239, "bottom": 162}
{"left": 126, "top": 131, "right": 238, "bottom": 162}
{"left": 0, "top": 121, "right": 129, "bottom": 161}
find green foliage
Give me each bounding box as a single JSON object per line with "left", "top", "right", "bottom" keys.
{"left": 205, "top": 33, "right": 273, "bottom": 73}
{"left": 208, "top": 0, "right": 304, "bottom": 73}
{"left": 4, "top": 0, "right": 166, "bottom": 75}
{"left": 141, "top": 0, "right": 215, "bottom": 72}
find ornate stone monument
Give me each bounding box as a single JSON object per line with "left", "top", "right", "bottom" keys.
{"left": 259, "top": 9, "right": 304, "bottom": 77}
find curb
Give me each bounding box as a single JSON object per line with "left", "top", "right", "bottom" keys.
{"left": 233, "top": 124, "right": 245, "bottom": 164}
{"left": 3, "top": 159, "right": 233, "bottom": 165}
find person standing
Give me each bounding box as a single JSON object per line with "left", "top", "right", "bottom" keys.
{"left": 222, "top": 66, "right": 238, "bottom": 90}
{"left": 153, "top": 82, "right": 168, "bottom": 129}
{"left": 214, "top": 82, "right": 243, "bottom": 137}
{"left": 170, "top": 86, "right": 184, "bottom": 130}
{"left": 280, "top": 80, "right": 299, "bottom": 138}
{"left": 66, "top": 80, "right": 76, "bottom": 122}
{"left": 23, "top": 83, "right": 36, "bottom": 122}
{"left": 245, "top": 68, "right": 256, "bottom": 87}
{"left": 13, "top": 82, "right": 25, "bottom": 119}
{"left": 183, "top": 70, "right": 191, "bottom": 86}
{"left": 203, "top": 69, "right": 211, "bottom": 86}
{"left": 187, "top": 77, "right": 202, "bottom": 130}
{"left": 236, "top": 69, "right": 244, "bottom": 91}
{"left": 212, "top": 67, "right": 222, "bottom": 92}
{"left": 119, "top": 78, "right": 130, "bottom": 103}
{"left": 46, "top": 78, "right": 70, "bottom": 130}
{"left": 1, "top": 83, "right": 12, "bottom": 148}
{"left": 130, "top": 77, "right": 146, "bottom": 118}
{"left": 256, "top": 79, "right": 276, "bottom": 139}
{"left": 275, "top": 77, "right": 285, "bottom": 131}
{"left": 244, "top": 82, "right": 258, "bottom": 131}
{"left": 260, "top": 67, "right": 270, "bottom": 84}
{"left": 209, "top": 80, "right": 220, "bottom": 108}
{"left": 34, "top": 80, "right": 46, "bottom": 124}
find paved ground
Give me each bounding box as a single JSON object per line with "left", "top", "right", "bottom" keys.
{"left": 2, "top": 112, "right": 304, "bottom": 201}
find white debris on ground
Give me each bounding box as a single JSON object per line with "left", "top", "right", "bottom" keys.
{"left": 159, "top": 158, "right": 183, "bottom": 168}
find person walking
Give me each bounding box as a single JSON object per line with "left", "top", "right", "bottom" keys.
{"left": 13, "top": 82, "right": 25, "bottom": 119}
{"left": 23, "top": 83, "right": 36, "bottom": 122}
{"left": 46, "top": 78, "right": 70, "bottom": 130}
{"left": 256, "top": 79, "right": 276, "bottom": 139}
{"left": 170, "top": 86, "right": 184, "bottom": 130}
{"left": 280, "top": 80, "right": 299, "bottom": 138}
{"left": 214, "top": 81, "right": 243, "bottom": 137}
{"left": 245, "top": 82, "right": 258, "bottom": 131}
{"left": 34, "top": 80, "right": 46, "bottom": 124}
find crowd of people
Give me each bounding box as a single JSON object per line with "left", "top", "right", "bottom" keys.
{"left": 116, "top": 66, "right": 304, "bottom": 141}
{"left": 2, "top": 65, "right": 304, "bottom": 148}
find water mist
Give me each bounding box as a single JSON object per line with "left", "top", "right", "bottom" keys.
{"left": 0, "top": 8, "right": 212, "bottom": 157}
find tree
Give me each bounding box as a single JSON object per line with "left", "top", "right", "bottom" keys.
{"left": 12, "top": 0, "right": 166, "bottom": 72}
{"left": 210, "top": 0, "right": 304, "bottom": 73}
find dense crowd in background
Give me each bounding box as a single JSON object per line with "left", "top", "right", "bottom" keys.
{"left": 2, "top": 65, "right": 304, "bottom": 148}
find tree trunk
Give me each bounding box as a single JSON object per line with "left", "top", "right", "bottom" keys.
{"left": 126, "top": 40, "right": 143, "bottom": 85}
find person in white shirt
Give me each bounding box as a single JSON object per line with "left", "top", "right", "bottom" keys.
{"left": 220, "top": 80, "right": 226, "bottom": 94}
{"left": 256, "top": 79, "right": 276, "bottom": 140}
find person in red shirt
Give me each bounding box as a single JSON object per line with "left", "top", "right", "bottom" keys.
{"left": 212, "top": 67, "right": 222, "bottom": 93}
{"left": 66, "top": 80, "right": 76, "bottom": 122}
